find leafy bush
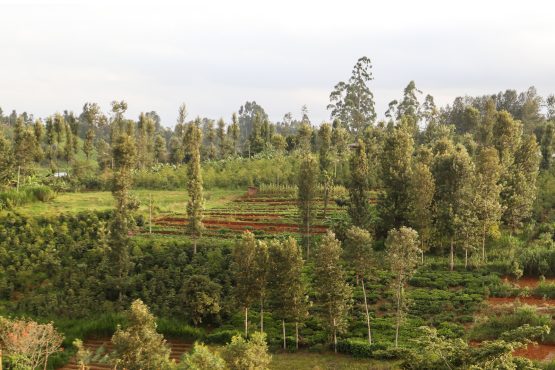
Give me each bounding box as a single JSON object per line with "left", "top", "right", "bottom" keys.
{"left": 468, "top": 306, "right": 551, "bottom": 341}
{"left": 337, "top": 338, "right": 387, "bottom": 358}
{"left": 0, "top": 185, "right": 55, "bottom": 209}
{"left": 205, "top": 329, "right": 243, "bottom": 344}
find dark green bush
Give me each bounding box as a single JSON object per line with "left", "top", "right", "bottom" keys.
{"left": 204, "top": 329, "right": 242, "bottom": 344}
{"left": 337, "top": 338, "right": 387, "bottom": 358}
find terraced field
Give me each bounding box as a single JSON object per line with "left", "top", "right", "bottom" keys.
{"left": 146, "top": 190, "right": 348, "bottom": 238}
{"left": 59, "top": 338, "right": 192, "bottom": 369}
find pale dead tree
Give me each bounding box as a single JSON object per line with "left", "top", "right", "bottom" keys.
{"left": 0, "top": 317, "right": 64, "bottom": 370}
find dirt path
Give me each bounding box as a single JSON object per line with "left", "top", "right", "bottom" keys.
{"left": 501, "top": 276, "right": 555, "bottom": 288}
{"left": 487, "top": 297, "right": 555, "bottom": 307}
{"left": 514, "top": 343, "right": 555, "bottom": 361}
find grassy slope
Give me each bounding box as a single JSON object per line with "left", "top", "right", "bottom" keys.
{"left": 11, "top": 188, "right": 243, "bottom": 217}
{"left": 270, "top": 352, "right": 399, "bottom": 370}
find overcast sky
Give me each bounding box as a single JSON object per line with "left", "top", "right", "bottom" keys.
{"left": 1, "top": 0, "right": 554, "bottom": 127}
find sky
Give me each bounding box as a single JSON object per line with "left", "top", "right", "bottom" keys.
{"left": 1, "top": 0, "right": 554, "bottom": 127}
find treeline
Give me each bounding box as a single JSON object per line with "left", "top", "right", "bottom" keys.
{"left": 1, "top": 57, "right": 554, "bottom": 192}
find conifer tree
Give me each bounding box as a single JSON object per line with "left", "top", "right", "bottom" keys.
{"left": 313, "top": 231, "right": 352, "bottom": 353}
{"left": 110, "top": 110, "right": 136, "bottom": 306}
{"left": 385, "top": 227, "right": 420, "bottom": 347}
{"left": 186, "top": 119, "right": 205, "bottom": 254}
{"left": 216, "top": 118, "right": 226, "bottom": 159}
{"left": 229, "top": 113, "right": 240, "bottom": 156}
{"left": 297, "top": 154, "right": 318, "bottom": 258}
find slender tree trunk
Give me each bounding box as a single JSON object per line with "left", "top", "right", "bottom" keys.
{"left": 333, "top": 317, "right": 337, "bottom": 353}
{"left": 16, "top": 165, "right": 20, "bottom": 192}
{"left": 361, "top": 277, "right": 372, "bottom": 344}
{"left": 44, "top": 354, "right": 49, "bottom": 370}
{"left": 260, "top": 297, "right": 264, "bottom": 333}
{"left": 306, "top": 201, "right": 310, "bottom": 259}
{"left": 395, "top": 280, "right": 401, "bottom": 348}
{"left": 421, "top": 239, "right": 425, "bottom": 264}
{"left": 323, "top": 183, "right": 329, "bottom": 218}
{"left": 282, "top": 319, "right": 286, "bottom": 350}
{"left": 149, "top": 193, "right": 152, "bottom": 234}
{"left": 465, "top": 248, "right": 468, "bottom": 269}
{"left": 245, "top": 306, "right": 249, "bottom": 338}
{"left": 450, "top": 238, "right": 454, "bottom": 271}
{"left": 295, "top": 322, "right": 299, "bottom": 350}
{"left": 193, "top": 237, "right": 197, "bottom": 254}
{"left": 482, "top": 224, "right": 486, "bottom": 262}
{"left": 0, "top": 349, "right": 3, "bottom": 370}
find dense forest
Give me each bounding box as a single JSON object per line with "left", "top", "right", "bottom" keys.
{"left": 1, "top": 57, "right": 555, "bottom": 369}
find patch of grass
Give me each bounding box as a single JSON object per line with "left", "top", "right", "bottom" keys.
{"left": 269, "top": 351, "right": 399, "bottom": 370}
{"left": 10, "top": 188, "right": 243, "bottom": 217}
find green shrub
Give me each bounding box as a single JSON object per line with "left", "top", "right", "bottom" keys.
{"left": 157, "top": 318, "right": 204, "bottom": 340}
{"left": 337, "top": 338, "right": 387, "bottom": 358}
{"left": 205, "top": 329, "right": 243, "bottom": 344}
{"left": 468, "top": 306, "right": 551, "bottom": 341}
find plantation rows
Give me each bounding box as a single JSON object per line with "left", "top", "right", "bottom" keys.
{"left": 146, "top": 191, "right": 345, "bottom": 238}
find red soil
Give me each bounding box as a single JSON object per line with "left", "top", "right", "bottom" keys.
{"left": 501, "top": 276, "right": 555, "bottom": 288}
{"left": 513, "top": 343, "right": 555, "bottom": 361}
{"left": 488, "top": 297, "right": 555, "bottom": 306}
{"left": 205, "top": 212, "right": 281, "bottom": 219}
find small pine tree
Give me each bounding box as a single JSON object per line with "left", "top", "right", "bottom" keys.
{"left": 186, "top": 119, "right": 205, "bottom": 254}
{"left": 111, "top": 299, "right": 172, "bottom": 370}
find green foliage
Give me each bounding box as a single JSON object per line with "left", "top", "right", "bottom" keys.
{"left": 180, "top": 274, "right": 222, "bottom": 326}
{"left": 347, "top": 139, "right": 372, "bottom": 229}
{"left": 336, "top": 338, "right": 387, "bottom": 358}
{"left": 223, "top": 332, "right": 272, "bottom": 370}
{"left": 180, "top": 342, "right": 226, "bottom": 370}
{"left": 0, "top": 184, "right": 55, "bottom": 209}
{"left": 313, "top": 231, "right": 353, "bottom": 349}
{"left": 111, "top": 299, "right": 172, "bottom": 370}
{"left": 469, "top": 306, "right": 551, "bottom": 341}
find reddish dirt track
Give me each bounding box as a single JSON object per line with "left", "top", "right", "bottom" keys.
{"left": 205, "top": 212, "right": 282, "bottom": 219}
{"left": 501, "top": 276, "right": 555, "bottom": 288}
{"left": 155, "top": 217, "right": 327, "bottom": 233}
{"left": 513, "top": 343, "right": 555, "bottom": 361}
{"left": 488, "top": 297, "right": 555, "bottom": 306}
